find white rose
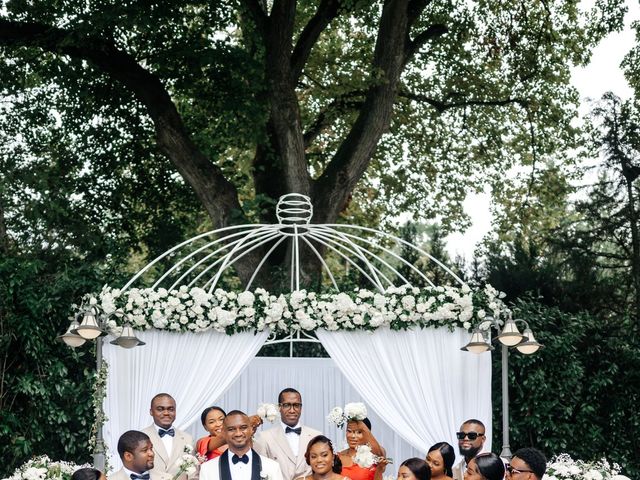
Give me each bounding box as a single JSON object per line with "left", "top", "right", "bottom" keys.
{"left": 238, "top": 291, "right": 255, "bottom": 307}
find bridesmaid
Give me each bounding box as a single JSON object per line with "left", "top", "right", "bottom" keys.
{"left": 196, "top": 406, "right": 227, "bottom": 461}
{"left": 339, "top": 418, "right": 387, "bottom": 480}
{"left": 426, "top": 442, "right": 455, "bottom": 480}
{"left": 463, "top": 453, "right": 505, "bottom": 480}
{"left": 296, "top": 435, "right": 350, "bottom": 480}
{"left": 398, "top": 458, "right": 431, "bottom": 480}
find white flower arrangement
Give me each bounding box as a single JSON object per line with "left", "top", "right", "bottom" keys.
{"left": 327, "top": 402, "right": 367, "bottom": 428}
{"left": 260, "top": 471, "right": 270, "bottom": 480}
{"left": 353, "top": 445, "right": 377, "bottom": 469}
{"left": 172, "top": 451, "right": 199, "bottom": 480}
{"left": 543, "top": 454, "right": 629, "bottom": 480}
{"left": 74, "top": 284, "right": 506, "bottom": 335}
{"left": 257, "top": 403, "right": 279, "bottom": 422}
{"left": 2, "top": 455, "right": 90, "bottom": 480}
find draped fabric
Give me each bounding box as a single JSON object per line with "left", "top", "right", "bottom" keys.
{"left": 316, "top": 327, "right": 492, "bottom": 457}
{"left": 103, "top": 329, "right": 270, "bottom": 469}
{"left": 102, "top": 328, "right": 491, "bottom": 470}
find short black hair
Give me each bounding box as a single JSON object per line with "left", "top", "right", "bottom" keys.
{"left": 150, "top": 392, "right": 174, "bottom": 407}
{"left": 512, "top": 448, "right": 547, "bottom": 479}
{"left": 278, "top": 388, "right": 301, "bottom": 403}
{"left": 400, "top": 458, "right": 431, "bottom": 480}
{"left": 346, "top": 417, "right": 372, "bottom": 431}
{"left": 117, "top": 430, "right": 150, "bottom": 459}
{"left": 427, "top": 442, "right": 455, "bottom": 477}
{"left": 225, "top": 409, "right": 248, "bottom": 419}
{"left": 462, "top": 419, "right": 485, "bottom": 431}
{"left": 200, "top": 406, "right": 226, "bottom": 426}
{"left": 474, "top": 453, "right": 505, "bottom": 480}
{"left": 71, "top": 468, "right": 102, "bottom": 480}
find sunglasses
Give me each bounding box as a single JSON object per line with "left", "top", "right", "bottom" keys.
{"left": 506, "top": 465, "right": 534, "bottom": 475}
{"left": 456, "top": 431, "right": 484, "bottom": 440}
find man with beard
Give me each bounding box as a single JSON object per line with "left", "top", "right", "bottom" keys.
{"left": 452, "top": 419, "right": 487, "bottom": 480}
{"left": 109, "top": 430, "right": 169, "bottom": 480}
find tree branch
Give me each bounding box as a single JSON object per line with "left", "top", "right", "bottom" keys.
{"left": 405, "top": 23, "right": 448, "bottom": 62}
{"left": 290, "top": 0, "right": 341, "bottom": 81}
{"left": 239, "top": 0, "right": 268, "bottom": 35}
{"left": 398, "top": 88, "right": 529, "bottom": 113}
{"left": 303, "top": 93, "right": 365, "bottom": 148}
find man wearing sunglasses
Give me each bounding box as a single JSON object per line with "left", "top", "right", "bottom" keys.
{"left": 254, "top": 388, "right": 322, "bottom": 480}
{"left": 507, "top": 448, "right": 546, "bottom": 480}
{"left": 452, "top": 419, "right": 487, "bottom": 480}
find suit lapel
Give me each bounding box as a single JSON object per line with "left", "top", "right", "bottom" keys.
{"left": 219, "top": 450, "right": 232, "bottom": 480}
{"left": 274, "top": 427, "right": 295, "bottom": 463}
{"left": 295, "top": 427, "right": 314, "bottom": 468}
{"left": 168, "top": 431, "right": 186, "bottom": 466}
{"left": 147, "top": 427, "right": 170, "bottom": 466}
{"left": 251, "top": 449, "right": 263, "bottom": 480}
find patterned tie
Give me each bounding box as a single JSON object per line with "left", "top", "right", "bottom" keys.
{"left": 232, "top": 454, "right": 250, "bottom": 464}
{"left": 285, "top": 426, "right": 302, "bottom": 435}
{"left": 130, "top": 474, "right": 150, "bottom": 480}
{"left": 159, "top": 427, "right": 175, "bottom": 437}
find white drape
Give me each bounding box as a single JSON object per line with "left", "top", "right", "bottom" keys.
{"left": 183, "top": 356, "right": 425, "bottom": 465}
{"left": 316, "top": 327, "right": 492, "bottom": 460}
{"left": 103, "top": 329, "right": 269, "bottom": 469}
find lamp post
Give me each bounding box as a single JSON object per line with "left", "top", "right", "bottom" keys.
{"left": 461, "top": 313, "right": 543, "bottom": 460}
{"left": 57, "top": 307, "right": 145, "bottom": 470}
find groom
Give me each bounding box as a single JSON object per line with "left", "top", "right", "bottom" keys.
{"left": 200, "top": 410, "right": 284, "bottom": 480}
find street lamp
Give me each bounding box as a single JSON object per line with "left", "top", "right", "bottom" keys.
{"left": 461, "top": 312, "right": 543, "bottom": 460}
{"left": 57, "top": 307, "right": 145, "bottom": 470}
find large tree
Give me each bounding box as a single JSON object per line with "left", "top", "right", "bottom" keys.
{"left": 0, "top": 0, "right": 626, "bottom": 287}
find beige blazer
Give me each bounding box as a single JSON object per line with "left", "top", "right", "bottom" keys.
{"left": 108, "top": 468, "right": 170, "bottom": 480}
{"left": 253, "top": 425, "right": 322, "bottom": 480}
{"left": 452, "top": 458, "right": 465, "bottom": 480}
{"left": 142, "top": 424, "right": 195, "bottom": 480}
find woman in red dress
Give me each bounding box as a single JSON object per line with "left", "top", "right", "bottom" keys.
{"left": 196, "top": 406, "right": 227, "bottom": 461}
{"left": 339, "top": 418, "right": 387, "bottom": 480}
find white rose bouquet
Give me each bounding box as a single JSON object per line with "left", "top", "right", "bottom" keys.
{"left": 2, "top": 455, "right": 90, "bottom": 480}
{"left": 327, "top": 402, "right": 367, "bottom": 428}
{"left": 543, "top": 454, "right": 628, "bottom": 480}
{"left": 257, "top": 402, "right": 279, "bottom": 422}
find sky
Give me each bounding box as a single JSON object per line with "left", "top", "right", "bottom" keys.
{"left": 445, "top": 0, "right": 640, "bottom": 260}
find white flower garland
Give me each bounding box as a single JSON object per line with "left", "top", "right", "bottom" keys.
{"left": 2, "top": 455, "right": 90, "bottom": 480}
{"left": 544, "top": 454, "right": 630, "bottom": 480}
{"left": 77, "top": 284, "right": 507, "bottom": 335}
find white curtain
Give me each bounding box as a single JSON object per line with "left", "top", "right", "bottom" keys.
{"left": 103, "top": 329, "right": 269, "bottom": 469}
{"left": 316, "top": 327, "right": 492, "bottom": 462}
{"left": 183, "top": 356, "right": 425, "bottom": 467}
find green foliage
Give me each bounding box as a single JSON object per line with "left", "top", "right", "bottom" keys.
{"left": 0, "top": 253, "right": 109, "bottom": 476}
{"left": 494, "top": 299, "right": 639, "bottom": 478}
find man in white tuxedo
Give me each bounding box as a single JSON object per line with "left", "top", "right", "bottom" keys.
{"left": 200, "top": 410, "right": 283, "bottom": 480}
{"left": 108, "top": 430, "right": 170, "bottom": 480}
{"left": 253, "top": 388, "right": 322, "bottom": 480}
{"left": 142, "top": 393, "right": 194, "bottom": 480}
{"left": 452, "top": 419, "right": 487, "bottom": 480}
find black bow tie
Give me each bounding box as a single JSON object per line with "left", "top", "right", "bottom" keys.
{"left": 232, "top": 454, "right": 250, "bottom": 464}
{"left": 286, "top": 426, "right": 302, "bottom": 435}
{"left": 158, "top": 428, "right": 175, "bottom": 437}
{"left": 130, "top": 474, "right": 150, "bottom": 480}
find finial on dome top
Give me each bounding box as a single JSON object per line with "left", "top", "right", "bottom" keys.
{"left": 276, "top": 193, "right": 313, "bottom": 225}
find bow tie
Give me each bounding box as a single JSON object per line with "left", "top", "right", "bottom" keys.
{"left": 286, "top": 426, "right": 302, "bottom": 435}
{"left": 232, "top": 454, "right": 249, "bottom": 464}
{"left": 158, "top": 428, "right": 175, "bottom": 437}
{"left": 130, "top": 474, "right": 150, "bottom": 480}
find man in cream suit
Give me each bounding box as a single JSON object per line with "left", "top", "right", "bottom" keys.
{"left": 200, "top": 410, "right": 283, "bottom": 480}
{"left": 108, "top": 430, "right": 170, "bottom": 480}
{"left": 253, "top": 388, "right": 322, "bottom": 480}
{"left": 142, "top": 393, "right": 194, "bottom": 480}
{"left": 452, "top": 419, "right": 487, "bottom": 480}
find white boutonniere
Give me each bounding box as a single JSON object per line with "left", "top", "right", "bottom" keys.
{"left": 260, "top": 471, "right": 271, "bottom": 480}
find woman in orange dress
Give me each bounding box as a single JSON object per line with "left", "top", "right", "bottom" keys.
{"left": 339, "top": 418, "right": 387, "bottom": 480}
{"left": 196, "top": 406, "right": 227, "bottom": 461}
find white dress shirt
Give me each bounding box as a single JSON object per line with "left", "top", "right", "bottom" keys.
{"left": 280, "top": 422, "right": 301, "bottom": 456}
{"left": 155, "top": 423, "right": 174, "bottom": 457}
{"left": 228, "top": 449, "right": 253, "bottom": 480}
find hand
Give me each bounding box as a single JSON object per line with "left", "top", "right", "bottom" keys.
{"left": 249, "top": 414, "right": 263, "bottom": 433}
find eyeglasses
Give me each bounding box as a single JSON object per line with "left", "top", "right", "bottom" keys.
{"left": 506, "top": 465, "right": 534, "bottom": 475}
{"left": 280, "top": 402, "right": 303, "bottom": 410}
{"left": 456, "top": 431, "right": 484, "bottom": 440}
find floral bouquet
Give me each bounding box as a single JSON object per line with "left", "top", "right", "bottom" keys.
{"left": 2, "top": 455, "right": 90, "bottom": 480}
{"left": 543, "top": 454, "right": 629, "bottom": 480}
{"left": 353, "top": 445, "right": 392, "bottom": 468}
{"left": 327, "top": 402, "right": 367, "bottom": 428}
{"left": 171, "top": 445, "right": 199, "bottom": 480}
{"left": 257, "top": 403, "right": 279, "bottom": 423}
